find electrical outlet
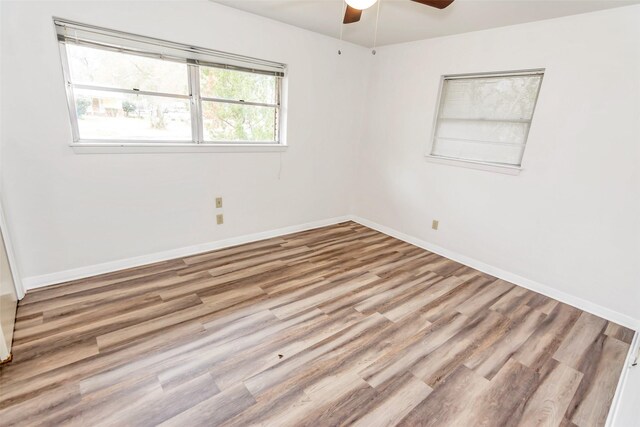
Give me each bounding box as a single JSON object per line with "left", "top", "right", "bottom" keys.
{"left": 215, "top": 197, "right": 223, "bottom": 209}
{"left": 432, "top": 220, "right": 439, "bottom": 230}
{"left": 216, "top": 214, "right": 224, "bottom": 225}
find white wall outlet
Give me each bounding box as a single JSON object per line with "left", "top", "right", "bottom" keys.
{"left": 215, "top": 197, "right": 223, "bottom": 209}
{"left": 432, "top": 220, "right": 439, "bottom": 230}
{"left": 216, "top": 214, "right": 224, "bottom": 225}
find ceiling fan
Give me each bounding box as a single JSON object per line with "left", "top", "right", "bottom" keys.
{"left": 343, "top": 0, "right": 454, "bottom": 24}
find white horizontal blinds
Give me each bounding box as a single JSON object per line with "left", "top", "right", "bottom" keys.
{"left": 432, "top": 72, "right": 543, "bottom": 166}
{"left": 54, "top": 19, "right": 286, "bottom": 77}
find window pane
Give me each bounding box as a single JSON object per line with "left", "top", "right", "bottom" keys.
{"left": 440, "top": 75, "right": 542, "bottom": 121}
{"left": 66, "top": 44, "right": 189, "bottom": 95}
{"left": 202, "top": 101, "right": 276, "bottom": 142}
{"left": 74, "top": 89, "right": 192, "bottom": 141}
{"left": 432, "top": 138, "right": 524, "bottom": 166}
{"left": 199, "top": 66, "right": 276, "bottom": 104}
{"left": 436, "top": 120, "right": 529, "bottom": 145}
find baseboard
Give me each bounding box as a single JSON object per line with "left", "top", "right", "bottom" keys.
{"left": 26, "top": 213, "right": 639, "bottom": 331}
{"left": 350, "top": 215, "right": 640, "bottom": 330}
{"left": 22, "top": 215, "right": 352, "bottom": 291}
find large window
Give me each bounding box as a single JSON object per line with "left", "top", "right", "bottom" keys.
{"left": 56, "top": 19, "right": 285, "bottom": 147}
{"left": 430, "top": 70, "right": 544, "bottom": 169}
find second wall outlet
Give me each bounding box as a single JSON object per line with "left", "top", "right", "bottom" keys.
{"left": 432, "top": 220, "right": 439, "bottom": 230}
{"left": 216, "top": 214, "right": 224, "bottom": 225}
{"left": 215, "top": 197, "right": 223, "bottom": 209}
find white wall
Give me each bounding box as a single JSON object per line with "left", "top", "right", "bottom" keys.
{"left": 0, "top": 1, "right": 371, "bottom": 282}
{"left": 354, "top": 5, "right": 640, "bottom": 321}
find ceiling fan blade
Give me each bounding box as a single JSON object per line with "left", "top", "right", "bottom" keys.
{"left": 343, "top": 5, "right": 363, "bottom": 24}
{"left": 411, "top": 0, "right": 455, "bottom": 9}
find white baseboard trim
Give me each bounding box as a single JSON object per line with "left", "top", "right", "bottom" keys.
{"left": 22, "top": 215, "right": 352, "bottom": 291}
{"left": 25, "top": 213, "right": 639, "bottom": 331}
{"left": 350, "top": 215, "right": 640, "bottom": 330}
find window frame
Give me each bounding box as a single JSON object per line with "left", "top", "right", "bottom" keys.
{"left": 426, "top": 69, "right": 544, "bottom": 174}
{"left": 55, "top": 19, "right": 287, "bottom": 152}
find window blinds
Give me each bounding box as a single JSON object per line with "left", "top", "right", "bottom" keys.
{"left": 431, "top": 71, "right": 543, "bottom": 167}
{"left": 54, "top": 18, "right": 286, "bottom": 77}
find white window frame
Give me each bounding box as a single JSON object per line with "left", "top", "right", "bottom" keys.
{"left": 426, "top": 69, "right": 544, "bottom": 175}
{"left": 55, "top": 18, "right": 288, "bottom": 153}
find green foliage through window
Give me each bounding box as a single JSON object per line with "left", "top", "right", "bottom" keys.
{"left": 200, "top": 66, "right": 278, "bottom": 142}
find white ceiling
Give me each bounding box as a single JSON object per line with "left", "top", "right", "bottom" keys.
{"left": 212, "top": 0, "right": 639, "bottom": 47}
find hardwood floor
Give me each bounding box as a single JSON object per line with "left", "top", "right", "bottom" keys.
{"left": 0, "top": 222, "right": 634, "bottom": 426}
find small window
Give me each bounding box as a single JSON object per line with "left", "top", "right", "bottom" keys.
{"left": 55, "top": 19, "right": 286, "bottom": 148}
{"left": 430, "top": 70, "right": 544, "bottom": 168}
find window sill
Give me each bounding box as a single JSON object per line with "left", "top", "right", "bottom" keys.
{"left": 425, "top": 155, "right": 522, "bottom": 175}
{"left": 70, "top": 143, "right": 288, "bottom": 154}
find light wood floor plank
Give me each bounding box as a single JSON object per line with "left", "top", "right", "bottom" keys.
{"left": 516, "top": 361, "right": 583, "bottom": 427}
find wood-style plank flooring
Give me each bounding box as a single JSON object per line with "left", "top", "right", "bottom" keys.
{"left": 0, "top": 222, "right": 634, "bottom": 426}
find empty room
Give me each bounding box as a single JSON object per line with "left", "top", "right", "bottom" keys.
{"left": 0, "top": 0, "right": 639, "bottom": 425}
